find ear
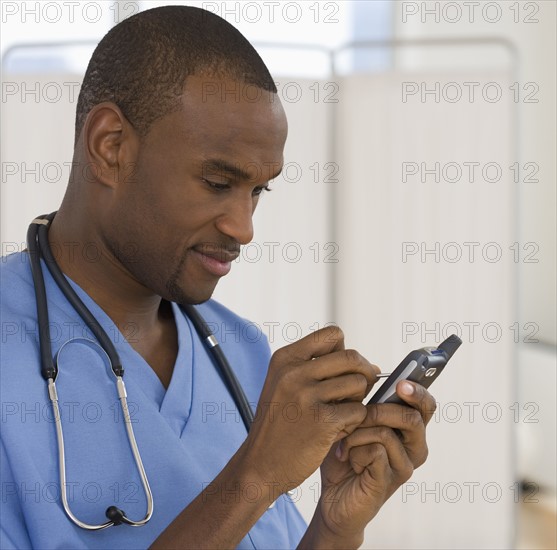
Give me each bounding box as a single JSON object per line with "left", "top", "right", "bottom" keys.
{"left": 82, "top": 102, "right": 139, "bottom": 188}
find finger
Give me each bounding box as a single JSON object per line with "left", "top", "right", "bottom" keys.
{"left": 310, "top": 350, "right": 380, "bottom": 393}
{"left": 348, "top": 442, "right": 390, "bottom": 477}
{"left": 357, "top": 404, "right": 428, "bottom": 467}
{"left": 318, "top": 373, "right": 370, "bottom": 403}
{"left": 338, "top": 426, "right": 401, "bottom": 463}
{"left": 276, "top": 325, "right": 345, "bottom": 363}
{"left": 350, "top": 443, "right": 413, "bottom": 495}
{"left": 395, "top": 381, "right": 437, "bottom": 425}
{"left": 340, "top": 427, "right": 414, "bottom": 481}
{"left": 313, "top": 401, "right": 367, "bottom": 441}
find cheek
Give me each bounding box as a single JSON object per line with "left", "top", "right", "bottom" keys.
{"left": 132, "top": 158, "right": 188, "bottom": 216}
{"left": 123, "top": 150, "right": 224, "bottom": 241}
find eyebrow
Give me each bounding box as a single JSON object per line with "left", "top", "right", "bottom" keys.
{"left": 201, "top": 158, "right": 283, "bottom": 182}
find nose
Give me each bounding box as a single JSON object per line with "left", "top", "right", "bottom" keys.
{"left": 215, "top": 195, "right": 255, "bottom": 245}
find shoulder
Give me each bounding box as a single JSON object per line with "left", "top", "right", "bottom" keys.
{"left": 1, "top": 252, "right": 39, "bottom": 348}
{"left": 1, "top": 252, "right": 44, "bottom": 390}
{"left": 1, "top": 252, "right": 34, "bottom": 298}
{"left": 188, "top": 299, "right": 272, "bottom": 393}
{"left": 194, "top": 299, "right": 268, "bottom": 347}
{"left": 195, "top": 299, "right": 259, "bottom": 329}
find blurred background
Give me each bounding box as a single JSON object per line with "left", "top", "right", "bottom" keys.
{"left": 1, "top": 1, "right": 555, "bottom": 548}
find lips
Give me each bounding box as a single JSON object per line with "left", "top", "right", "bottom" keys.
{"left": 191, "top": 245, "right": 240, "bottom": 277}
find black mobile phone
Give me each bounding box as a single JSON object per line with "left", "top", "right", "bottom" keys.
{"left": 366, "top": 334, "right": 462, "bottom": 405}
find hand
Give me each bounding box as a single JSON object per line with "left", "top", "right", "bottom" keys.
{"left": 153, "top": 327, "right": 378, "bottom": 550}
{"left": 312, "top": 381, "right": 437, "bottom": 546}
{"left": 241, "top": 326, "right": 380, "bottom": 494}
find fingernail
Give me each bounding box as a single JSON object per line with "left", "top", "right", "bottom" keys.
{"left": 335, "top": 442, "right": 343, "bottom": 460}
{"left": 401, "top": 381, "right": 414, "bottom": 395}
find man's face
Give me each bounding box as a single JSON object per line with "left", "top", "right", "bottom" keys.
{"left": 104, "top": 75, "right": 288, "bottom": 304}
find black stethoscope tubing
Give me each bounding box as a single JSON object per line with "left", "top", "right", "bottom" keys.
{"left": 28, "top": 212, "right": 254, "bottom": 431}
{"left": 26, "top": 213, "right": 255, "bottom": 529}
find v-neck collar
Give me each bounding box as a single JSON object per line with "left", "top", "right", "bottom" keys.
{"left": 51, "top": 269, "right": 195, "bottom": 436}
{"left": 157, "top": 302, "right": 194, "bottom": 433}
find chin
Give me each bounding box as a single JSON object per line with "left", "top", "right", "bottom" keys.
{"left": 165, "top": 279, "right": 216, "bottom": 306}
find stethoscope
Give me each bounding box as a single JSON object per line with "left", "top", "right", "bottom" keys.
{"left": 27, "top": 213, "right": 254, "bottom": 531}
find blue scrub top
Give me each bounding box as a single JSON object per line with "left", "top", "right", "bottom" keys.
{"left": 0, "top": 252, "right": 307, "bottom": 549}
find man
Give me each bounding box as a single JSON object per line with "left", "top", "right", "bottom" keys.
{"left": 0, "top": 6, "right": 436, "bottom": 549}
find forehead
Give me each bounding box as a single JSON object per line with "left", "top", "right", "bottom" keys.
{"left": 158, "top": 75, "right": 288, "bottom": 180}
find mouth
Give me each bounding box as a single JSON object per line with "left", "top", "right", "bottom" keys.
{"left": 191, "top": 246, "right": 240, "bottom": 277}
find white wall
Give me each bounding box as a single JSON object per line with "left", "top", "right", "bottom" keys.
{"left": 392, "top": 0, "right": 557, "bottom": 536}
{"left": 394, "top": 0, "right": 557, "bottom": 345}
{"left": 1, "top": 74, "right": 78, "bottom": 247}
{"left": 393, "top": 0, "right": 556, "bottom": 343}
{"left": 335, "top": 70, "right": 515, "bottom": 549}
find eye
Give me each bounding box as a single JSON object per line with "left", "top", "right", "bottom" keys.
{"left": 203, "top": 179, "right": 231, "bottom": 192}
{"left": 252, "top": 186, "right": 272, "bottom": 197}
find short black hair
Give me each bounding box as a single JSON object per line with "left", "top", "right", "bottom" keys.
{"left": 75, "top": 5, "right": 277, "bottom": 143}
